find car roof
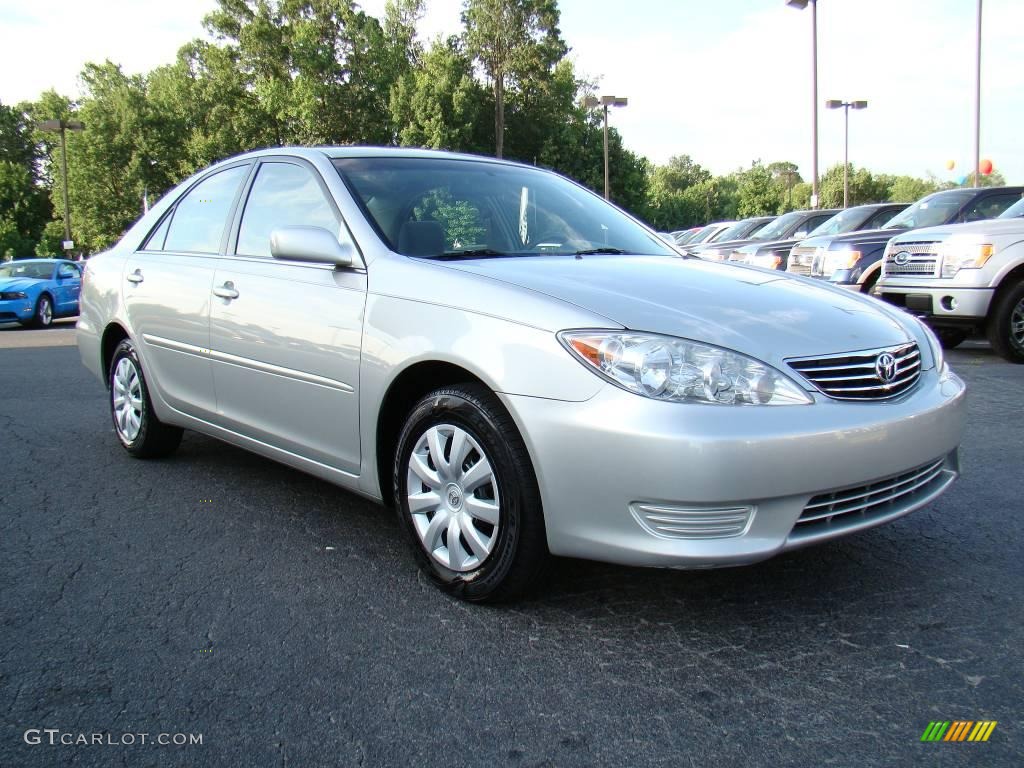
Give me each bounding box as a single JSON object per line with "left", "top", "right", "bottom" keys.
{"left": 229, "top": 145, "right": 528, "bottom": 169}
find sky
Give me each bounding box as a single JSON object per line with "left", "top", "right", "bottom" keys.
{"left": 1, "top": 0, "right": 1021, "bottom": 184}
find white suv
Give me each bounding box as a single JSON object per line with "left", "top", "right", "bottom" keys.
{"left": 875, "top": 197, "right": 1024, "bottom": 362}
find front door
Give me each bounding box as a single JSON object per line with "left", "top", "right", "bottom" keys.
{"left": 208, "top": 159, "right": 366, "bottom": 474}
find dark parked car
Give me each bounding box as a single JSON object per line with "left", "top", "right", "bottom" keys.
{"left": 0, "top": 258, "right": 82, "bottom": 327}
{"left": 686, "top": 216, "right": 776, "bottom": 259}
{"left": 786, "top": 187, "right": 1024, "bottom": 293}
{"left": 722, "top": 209, "right": 841, "bottom": 267}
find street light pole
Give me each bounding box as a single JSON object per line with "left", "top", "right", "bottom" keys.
{"left": 585, "top": 95, "right": 628, "bottom": 200}
{"left": 38, "top": 118, "right": 84, "bottom": 250}
{"left": 787, "top": 0, "right": 819, "bottom": 208}
{"left": 973, "top": 0, "right": 982, "bottom": 187}
{"left": 826, "top": 100, "right": 868, "bottom": 208}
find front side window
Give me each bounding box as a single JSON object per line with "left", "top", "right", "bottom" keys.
{"left": 236, "top": 162, "right": 340, "bottom": 258}
{"left": 58, "top": 263, "right": 80, "bottom": 278}
{"left": 334, "top": 157, "right": 674, "bottom": 259}
{"left": 163, "top": 165, "right": 249, "bottom": 254}
{"left": 962, "top": 194, "right": 1019, "bottom": 223}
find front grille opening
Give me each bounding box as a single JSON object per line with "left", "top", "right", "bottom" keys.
{"left": 787, "top": 343, "right": 921, "bottom": 401}
{"left": 789, "top": 458, "right": 950, "bottom": 541}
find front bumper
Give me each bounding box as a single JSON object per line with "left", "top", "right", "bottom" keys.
{"left": 0, "top": 298, "right": 36, "bottom": 322}
{"left": 500, "top": 367, "right": 966, "bottom": 568}
{"left": 876, "top": 283, "right": 993, "bottom": 324}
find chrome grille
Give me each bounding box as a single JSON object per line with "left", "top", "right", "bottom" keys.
{"left": 787, "top": 343, "right": 921, "bottom": 400}
{"left": 787, "top": 246, "right": 816, "bottom": 276}
{"left": 790, "top": 458, "right": 952, "bottom": 540}
{"left": 630, "top": 503, "right": 753, "bottom": 540}
{"left": 883, "top": 242, "right": 940, "bottom": 277}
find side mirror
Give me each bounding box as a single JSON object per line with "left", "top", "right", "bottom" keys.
{"left": 270, "top": 226, "right": 355, "bottom": 267}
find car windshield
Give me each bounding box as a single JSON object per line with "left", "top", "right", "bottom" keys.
{"left": 752, "top": 211, "right": 802, "bottom": 240}
{"left": 333, "top": 157, "right": 675, "bottom": 259}
{"left": 998, "top": 197, "right": 1024, "bottom": 218}
{"left": 806, "top": 208, "right": 871, "bottom": 237}
{"left": 687, "top": 226, "right": 719, "bottom": 244}
{"left": 0, "top": 262, "right": 52, "bottom": 280}
{"left": 713, "top": 219, "right": 759, "bottom": 242}
{"left": 883, "top": 191, "right": 974, "bottom": 229}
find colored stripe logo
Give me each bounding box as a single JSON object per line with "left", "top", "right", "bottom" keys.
{"left": 921, "top": 721, "right": 997, "bottom": 742}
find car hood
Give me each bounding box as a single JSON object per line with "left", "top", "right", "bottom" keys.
{"left": 443, "top": 255, "right": 914, "bottom": 364}
{"left": 0, "top": 277, "right": 43, "bottom": 292}
{"left": 889, "top": 217, "right": 1024, "bottom": 241}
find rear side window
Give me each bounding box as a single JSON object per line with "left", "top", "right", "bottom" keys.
{"left": 163, "top": 165, "right": 249, "bottom": 254}
{"left": 236, "top": 162, "right": 339, "bottom": 258}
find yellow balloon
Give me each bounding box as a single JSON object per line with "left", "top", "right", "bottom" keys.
{"left": 945, "top": 159, "right": 956, "bottom": 171}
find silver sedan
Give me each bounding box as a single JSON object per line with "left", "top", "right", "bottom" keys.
{"left": 78, "top": 147, "right": 966, "bottom": 602}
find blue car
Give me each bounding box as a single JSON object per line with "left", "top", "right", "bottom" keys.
{"left": 0, "top": 258, "right": 83, "bottom": 328}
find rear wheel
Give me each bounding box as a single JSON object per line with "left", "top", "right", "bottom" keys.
{"left": 987, "top": 281, "right": 1024, "bottom": 363}
{"left": 109, "top": 339, "right": 183, "bottom": 457}
{"left": 394, "top": 384, "right": 547, "bottom": 602}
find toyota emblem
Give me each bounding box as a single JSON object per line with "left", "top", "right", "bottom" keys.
{"left": 893, "top": 251, "right": 911, "bottom": 266}
{"left": 875, "top": 352, "right": 898, "bottom": 384}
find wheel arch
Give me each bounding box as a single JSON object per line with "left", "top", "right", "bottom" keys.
{"left": 100, "top": 322, "right": 131, "bottom": 388}
{"left": 375, "top": 360, "right": 499, "bottom": 508}
{"left": 992, "top": 261, "right": 1024, "bottom": 307}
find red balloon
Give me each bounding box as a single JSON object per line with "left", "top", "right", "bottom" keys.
{"left": 979, "top": 159, "right": 993, "bottom": 175}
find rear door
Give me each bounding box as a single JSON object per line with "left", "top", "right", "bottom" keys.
{"left": 123, "top": 162, "right": 252, "bottom": 420}
{"left": 208, "top": 158, "right": 367, "bottom": 474}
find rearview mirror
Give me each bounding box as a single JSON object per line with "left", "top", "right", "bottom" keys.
{"left": 270, "top": 226, "right": 355, "bottom": 267}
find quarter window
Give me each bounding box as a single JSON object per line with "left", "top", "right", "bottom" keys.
{"left": 163, "top": 165, "right": 249, "bottom": 254}
{"left": 236, "top": 162, "right": 339, "bottom": 258}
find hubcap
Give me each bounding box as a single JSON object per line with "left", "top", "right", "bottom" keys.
{"left": 40, "top": 298, "right": 52, "bottom": 325}
{"left": 406, "top": 423, "right": 501, "bottom": 572}
{"left": 1011, "top": 297, "right": 1024, "bottom": 350}
{"left": 112, "top": 357, "right": 144, "bottom": 442}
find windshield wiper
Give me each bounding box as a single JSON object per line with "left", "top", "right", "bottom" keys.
{"left": 573, "top": 247, "right": 627, "bottom": 255}
{"left": 430, "top": 249, "right": 512, "bottom": 260}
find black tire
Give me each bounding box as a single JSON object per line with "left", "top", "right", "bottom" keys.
{"left": 935, "top": 327, "right": 968, "bottom": 350}
{"left": 987, "top": 281, "right": 1024, "bottom": 363}
{"left": 393, "top": 384, "right": 548, "bottom": 603}
{"left": 32, "top": 294, "right": 53, "bottom": 328}
{"left": 109, "top": 339, "right": 183, "bottom": 458}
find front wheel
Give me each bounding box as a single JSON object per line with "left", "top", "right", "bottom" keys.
{"left": 32, "top": 294, "right": 53, "bottom": 328}
{"left": 394, "top": 384, "right": 547, "bottom": 602}
{"left": 987, "top": 281, "right": 1024, "bottom": 363}
{"left": 109, "top": 339, "right": 183, "bottom": 457}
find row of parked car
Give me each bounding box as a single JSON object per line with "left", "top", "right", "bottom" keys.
{"left": 665, "top": 185, "right": 1024, "bottom": 362}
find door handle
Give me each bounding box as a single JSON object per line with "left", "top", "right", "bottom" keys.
{"left": 213, "top": 282, "right": 239, "bottom": 300}
{"left": 126, "top": 269, "right": 144, "bottom": 284}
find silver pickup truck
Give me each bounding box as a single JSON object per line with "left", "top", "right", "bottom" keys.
{"left": 875, "top": 196, "right": 1024, "bottom": 362}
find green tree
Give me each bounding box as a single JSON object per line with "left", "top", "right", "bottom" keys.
{"left": 0, "top": 101, "right": 52, "bottom": 256}
{"left": 887, "top": 175, "right": 938, "bottom": 203}
{"left": 734, "top": 162, "right": 783, "bottom": 217}
{"left": 462, "top": 0, "right": 566, "bottom": 159}
{"left": 817, "top": 164, "right": 890, "bottom": 208}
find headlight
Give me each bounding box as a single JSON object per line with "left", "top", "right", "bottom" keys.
{"left": 822, "top": 248, "right": 861, "bottom": 278}
{"left": 559, "top": 331, "right": 813, "bottom": 405}
{"left": 0, "top": 291, "right": 28, "bottom": 300}
{"left": 751, "top": 252, "right": 783, "bottom": 269}
{"left": 940, "top": 240, "right": 994, "bottom": 278}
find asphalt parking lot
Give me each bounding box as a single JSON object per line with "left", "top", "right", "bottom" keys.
{"left": 1, "top": 326, "right": 1021, "bottom": 767}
